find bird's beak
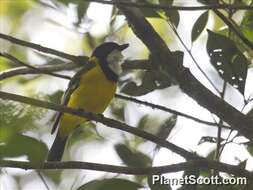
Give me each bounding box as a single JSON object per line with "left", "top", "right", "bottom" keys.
{"left": 119, "top": 43, "right": 129, "bottom": 51}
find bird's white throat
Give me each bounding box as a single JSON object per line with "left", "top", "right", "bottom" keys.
{"left": 107, "top": 49, "right": 124, "bottom": 75}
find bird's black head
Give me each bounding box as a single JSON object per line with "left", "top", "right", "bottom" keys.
{"left": 92, "top": 42, "right": 129, "bottom": 82}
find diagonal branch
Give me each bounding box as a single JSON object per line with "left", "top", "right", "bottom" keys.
{"left": 213, "top": 9, "right": 253, "bottom": 50}
{"left": 115, "top": 0, "right": 253, "bottom": 140}
{"left": 84, "top": 0, "right": 253, "bottom": 11}
{"left": 0, "top": 159, "right": 252, "bottom": 179}
{"left": 0, "top": 53, "right": 224, "bottom": 128}
{"left": 0, "top": 52, "right": 72, "bottom": 80}
{"left": 0, "top": 33, "right": 85, "bottom": 62}
{"left": 0, "top": 90, "right": 197, "bottom": 160}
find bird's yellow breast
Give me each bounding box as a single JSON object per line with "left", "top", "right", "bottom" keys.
{"left": 59, "top": 62, "right": 117, "bottom": 137}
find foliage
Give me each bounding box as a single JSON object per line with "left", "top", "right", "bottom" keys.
{"left": 77, "top": 178, "right": 143, "bottom": 190}
{"left": 206, "top": 30, "right": 249, "bottom": 95}
{"left": 191, "top": 11, "right": 209, "bottom": 43}
{"left": 0, "top": 0, "right": 253, "bottom": 190}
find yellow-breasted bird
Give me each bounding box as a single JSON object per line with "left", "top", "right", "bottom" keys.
{"left": 47, "top": 42, "right": 129, "bottom": 161}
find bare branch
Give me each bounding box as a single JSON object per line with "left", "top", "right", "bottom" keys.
{"left": 0, "top": 59, "right": 150, "bottom": 81}
{"left": 0, "top": 90, "right": 196, "bottom": 160}
{"left": 0, "top": 33, "right": 85, "bottom": 62}
{"left": 0, "top": 63, "right": 75, "bottom": 80}
{"left": 0, "top": 159, "right": 252, "bottom": 179}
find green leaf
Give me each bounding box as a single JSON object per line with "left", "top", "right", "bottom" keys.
{"left": 148, "top": 175, "right": 172, "bottom": 190}
{"left": 155, "top": 115, "right": 177, "bottom": 150}
{"left": 58, "top": 0, "right": 71, "bottom": 5}
{"left": 241, "top": 9, "right": 253, "bottom": 43}
{"left": 121, "top": 81, "right": 148, "bottom": 96}
{"left": 246, "top": 141, "right": 253, "bottom": 156}
{"left": 121, "top": 70, "right": 172, "bottom": 96}
{"left": 114, "top": 144, "right": 152, "bottom": 167}
{"left": 198, "top": 136, "right": 225, "bottom": 145}
{"left": 156, "top": 115, "right": 177, "bottom": 139}
{"left": 110, "top": 99, "right": 126, "bottom": 121}
{"left": 179, "top": 168, "right": 200, "bottom": 190}
{"left": 199, "top": 169, "right": 211, "bottom": 177}
{"left": 238, "top": 159, "right": 247, "bottom": 169}
{"left": 166, "top": 10, "right": 180, "bottom": 27}
{"left": 76, "top": 1, "right": 89, "bottom": 25}
{"left": 137, "top": 115, "right": 150, "bottom": 130}
{"left": 206, "top": 30, "right": 249, "bottom": 95}
{"left": 77, "top": 178, "right": 143, "bottom": 190}
{"left": 191, "top": 11, "right": 209, "bottom": 43}
{"left": 118, "top": 0, "right": 161, "bottom": 18}
{"left": 139, "top": 0, "right": 162, "bottom": 18}
{"left": 159, "top": 0, "right": 180, "bottom": 27}
{"left": 48, "top": 90, "right": 64, "bottom": 104}
{"left": 0, "top": 100, "right": 46, "bottom": 131}
{"left": 206, "top": 149, "right": 215, "bottom": 160}
{"left": 0, "top": 134, "right": 48, "bottom": 166}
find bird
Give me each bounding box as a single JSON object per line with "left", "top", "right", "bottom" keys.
{"left": 47, "top": 42, "right": 129, "bottom": 161}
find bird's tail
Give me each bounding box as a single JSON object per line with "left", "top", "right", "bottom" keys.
{"left": 47, "top": 132, "right": 67, "bottom": 161}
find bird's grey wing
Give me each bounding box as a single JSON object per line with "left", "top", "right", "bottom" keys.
{"left": 51, "top": 64, "right": 94, "bottom": 134}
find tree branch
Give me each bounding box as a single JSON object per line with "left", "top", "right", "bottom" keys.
{"left": 0, "top": 52, "right": 72, "bottom": 80}
{"left": 115, "top": 0, "right": 253, "bottom": 140}
{"left": 0, "top": 90, "right": 197, "bottom": 160}
{"left": 0, "top": 33, "right": 151, "bottom": 69}
{"left": 84, "top": 0, "right": 253, "bottom": 11}
{"left": 213, "top": 9, "right": 253, "bottom": 50}
{"left": 0, "top": 159, "right": 252, "bottom": 179}
{"left": 0, "top": 33, "right": 85, "bottom": 62}
{"left": 0, "top": 59, "right": 150, "bottom": 81}
{"left": 0, "top": 63, "right": 75, "bottom": 80}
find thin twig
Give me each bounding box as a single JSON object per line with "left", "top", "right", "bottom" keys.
{"left": 115, "top": 94, "right": 230, "bottom": 129}
{"left": 84, "top": 0, "right": 253, "bottom": 11}
{"left": 0, "top": 33, "right": 85, "bottom": 62}
{"left": 0, "top": 52, "right": 72, "bottom": 80}
{"left": 37, "top": 171, "right": 51, "bottom": 190}
{"left": 0, "top": 59, "right": 151, "bottom": 81}
{"left": 169, "top": 23, "right": 220, "bottom": 95}
{"left": 0, "top": 63, "right": 75, "bottom": 80}
{"left": 214, "top": 81, "right": 227, "bottom": 176}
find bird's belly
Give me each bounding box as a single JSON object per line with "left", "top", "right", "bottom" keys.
{"left": 59, "top": 76, "right": 116, "bottom": 136}
{"left": 70, "top": 83, "right": 116, "bottom": 113}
